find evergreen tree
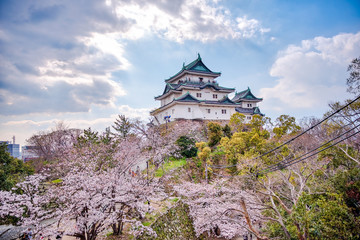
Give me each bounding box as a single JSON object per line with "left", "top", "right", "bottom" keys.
{"left": 112, "top": 115, "right": 133, "bottom": 138}
{"left": 0, "top": 143, "right": 33, "bottom": 191}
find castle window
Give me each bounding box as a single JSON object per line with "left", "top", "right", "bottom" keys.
{"left": 222, "top": 109, "right": 226, "bottom": 114}
{"left": 199, "top": 77, "right": 203, "bottom": 82}
{"left": 188, "top": 107, "right": 191, "bottom": 112}
{"left": 247, "top": 103, "right": 252, "bottom": 107}
{"left": 196, "top": 93, "right": 202, "bottom": 98}
{"left": 213, "top": 94, "right": 218, "bottom": 99}
{"left": 207, "top": 109, "right": 210, "bottom": 113}
{"left": 247, "top": 116, "right": 252, "bottom": 120}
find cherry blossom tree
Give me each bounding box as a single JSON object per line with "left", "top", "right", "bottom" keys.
{"left": 133, "top": 119, "right": 206, "bottom": 169}
{"left": 174, "top": 179, "right": 265, "bottom": 239}
{"left": 1, "top": 136, "right": 166, "bottom": 240}
{"left": 48, "top": 137, "right": 167, "bottom": 240}
{"left": 0, "top": 174, "right": 56, "bottom": 235}
{"left": 27, "top": 122, "right": 81, "bottom": 166}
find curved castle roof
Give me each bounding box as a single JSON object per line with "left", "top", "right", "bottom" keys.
{"left": 165, "top": 53, "right": 221, "bottom": 83}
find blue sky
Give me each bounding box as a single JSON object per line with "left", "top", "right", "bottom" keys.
{"left": 0, "top": 0, "right": 359, "bottom": 146}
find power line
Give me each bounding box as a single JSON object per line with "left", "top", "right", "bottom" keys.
{"left": 208, "top": 95, "right": 360, "bottom": 173}
{"left": 260, "top": 123, "right": 360, "bottom": 173}
{"left": 252, "top": 95, "right": 360, "bottom": 161}
{"left": 263, "top": 129, "right": 359, "bottom": 173}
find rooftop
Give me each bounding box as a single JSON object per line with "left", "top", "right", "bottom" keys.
{"left": 232, "top": 87, "right": 263, "bottom": 102}
{"left": 165, "top": 54, "right": 221, "bottom": 82}
{"left": 156, "top": 81, "right": 234, "bottom": 99}
{"left": 235, "top": 106, "right": 264, "bottom": 116}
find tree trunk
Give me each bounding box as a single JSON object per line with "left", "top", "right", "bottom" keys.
{"left": 240, "top": 198, "right": 269, "bottom": 240}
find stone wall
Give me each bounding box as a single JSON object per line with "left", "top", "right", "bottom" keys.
{"left": 138, "top": 201, "right": 202, "bottom": 240}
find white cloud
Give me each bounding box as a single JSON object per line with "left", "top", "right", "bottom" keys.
{"left": 236, "top": 16, "right": 270, "bottom": 38}
{"left": 259, "top": 32, "right": 360, "bottom": 116}
{"left": 0, "top": 0, "right": 269, "bottom": 116}
{"left": 79, "top": 33, "right": 130, "bottom": 71}
{"left": 117, "top": 105, "right": 152, "bottom": 121}
{"left": 111, "top": 0, "right": 269, "bottom": 43}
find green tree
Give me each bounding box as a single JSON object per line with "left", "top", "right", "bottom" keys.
{"left": 222, "top": 124, "right": 232, "bottom": 138}
{"left": 0, "top": 143, "right": 34, "bottom": 191}
{"left": 100, "top": 127, "right": 113, "bottom": 144}
{"left": 176, "top": 136, "right": 198, "bottom": 158}
{"left": 292, "top": 193, "right": 360, "bottom": 239}
{"left": 229, "top": 112, "right": 246, "bottom": 132}
{"left": 112, "top": 115, "right": 133, "bottom": 138}
{"left": 273, "top": 115, "right": 301, "bottom": 138}
{"left": 77, "top": 127, "right": 100, "bottom": 146}
{"left": 207, "top": 122, "right": 223, "bottom": 147}
{"left": 219, "top": 115, "right": 271, "bottom": 174}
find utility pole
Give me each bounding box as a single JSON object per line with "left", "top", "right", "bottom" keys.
{"left": 205, "top": 162, "right": 208, "bottom": 184}
{"left": 146, "top": 160, "right": 149, "bottom": 186}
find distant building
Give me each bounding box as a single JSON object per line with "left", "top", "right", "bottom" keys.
{"left": 0, "top": 141, "right": 20, "bottom": 159}
{"left": 150, "top": 54, "right": 264, "bottom": 124}
{"left": 22, "top": 146, "right": 39, "bottom": 162}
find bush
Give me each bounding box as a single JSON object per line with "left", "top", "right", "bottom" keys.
{"left": 176, "top": 136, "right": 198, "bottom": 158}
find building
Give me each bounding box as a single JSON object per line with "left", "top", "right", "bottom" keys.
{"left": 0, "top": 140, "right": 20, "bottom": 159}
{"left": 150, "top": 54, "right": 264, "bottom": 124}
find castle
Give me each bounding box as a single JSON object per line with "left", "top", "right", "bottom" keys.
{"left": 150, "top": 54, "right": 264, "bottom": 124}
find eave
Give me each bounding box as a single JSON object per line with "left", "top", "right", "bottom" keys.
{"left": 165, "top": 70, "right": 221, "bottom": 83}
{"left": 155, "top": 89, "right": 181, "bottom": 100}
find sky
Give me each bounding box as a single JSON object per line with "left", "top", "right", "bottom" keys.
{"left": 0, "top": 0, "right": 360, "bottom": 147}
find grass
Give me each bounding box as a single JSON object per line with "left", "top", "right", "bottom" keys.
{"left": 169, "top": 197, "right": 179, "bottom": 202}
{"left": 142, "top": 221, "right": 151, "bottom": 226}
{"left": 154, "top": 158, "right": 187, "bottom": 177}
{"left": 51, "top": 179, "right": 63, "bottom": 184}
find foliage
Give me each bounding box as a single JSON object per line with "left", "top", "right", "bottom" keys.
{"left": 0, "top": 143, "right": 34, "bottom": 191}
{"left": 292, "top": 193, "right": 360, "bottom": 239}
{"left": 229, "top": 112, "right": 246, "bottom": 132}
{"left": 0, "top": 174, "right": 55, "bottom": 229}
{"left": 76, "top": 127, "right": 100, "bottom": 145}
{"left": 219, "top": 120, "right": 271, "bottom": 173}
{"left": 332, "top": 167, "right": 360, "bottom": 217}
{"left": 0, "top": 139, "right": 167, "bottom": 240}
{"left": 273, "top": 115, "right": 301, "bottom": 138}
{"left": 112, "top": 114, "right": 133, "bottom": 138}
{"left": 196, "top": 142, "right": 211, "bottom": 163}
{"left": 207, "top": 122, "right": 223, "bottom": 147}
{"left": 347, "top": 56, "right": 360, "bottom": 94}
{"left": 2, "top": 85, "right": 360, "bottom": 240}
{"left": 222, "top": 124, "right": 232, "bottom": 138}
{"left": 174, "top": 180, "right": 263, "bottom": 239}
{"left": 175, "top": 136, "right": 198, "bottom": 158}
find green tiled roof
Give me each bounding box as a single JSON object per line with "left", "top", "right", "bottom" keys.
{"left": 235, "top": 106, "right": 265, "bottom": 116}
{"left": 155, "top": 81, "right": 235, "bottom": 99}
{"left": 253, "top": 106, "right": 264, "bottom": 116}
{"left": 165, "top": 54, "right": 221, "bottom": 82}
{"left": 232, "top": 87, "right": 263, "bottom": 102}
{"left": 174, "top": 92, "right": 200, "bottom": 102}
{"left": 219, "top": 96, "right": 236, "bottom": 104}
